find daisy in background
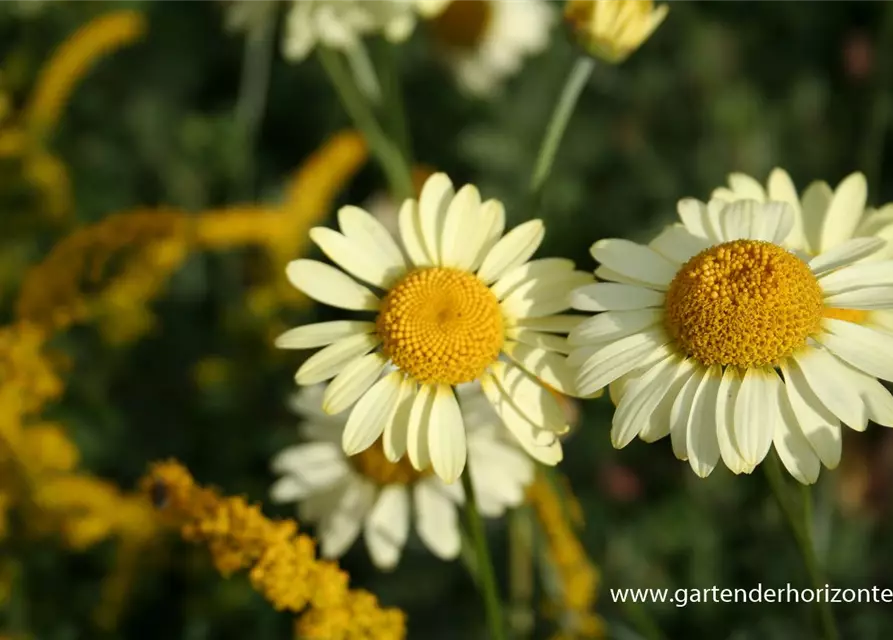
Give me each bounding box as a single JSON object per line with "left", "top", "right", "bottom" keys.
{"left": 270, "top": 384, "right": 536, "bottom": 569}
{"left": 563, "top": 0, "right": 669, "bottom": 64}
{"left": 569, "top": 198, "right": 893, "bottom": 484}
{"left": 225, "top": 0, "right": 448, "bottom": 62}
{"left": 277, "top": 172, "right": 591, "bottom": 484}
{"left": 428, "top": 0, "right": 555, "bottom": 97}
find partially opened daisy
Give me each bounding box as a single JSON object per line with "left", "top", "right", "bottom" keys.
{"left": 569, "top": 198, "right": 893, "bottom": 484}
{"left": 270, "top": 384, "right": 536, "bottom": 569}
{"left": 429, "top": 0, "right": 555, "bottom": 97}
{"left": 277, "top": 172, "right": 589, "bottom": 483}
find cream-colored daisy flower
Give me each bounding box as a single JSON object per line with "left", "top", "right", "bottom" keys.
{"left": 564, "top": 0, "right": 668, "bottom": 64}
{"left": 569, "top": 199, "right": 893, "bottom": 484}
{"left": 277, "top": 172, "right": 590, "bottom": 483}
{"left": 282, "top": 0, "right": 448, "bottom": 61}
{"left": 270, "top": 384, "right": 535, "bottom": 569}
{"left": 429, "top": 0, "right": 555, "bottom": 97}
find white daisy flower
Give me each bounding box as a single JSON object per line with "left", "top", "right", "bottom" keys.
{"left": 564, "top": 0, "right": 669, "bottom": 64}
{"left": 569, "top": 198, "right": 893, "bottom": 484}
{"left": 429, "top": 0, "right": 555, "bottom": 97}
{"left": 270, "top": 384, "right": 535, "bottom": 569}
{"left": 282, "top": 0, "right": 448, "bottom": 61}
{"left": 277, "top": 172, "right": 591, "bottom": 483}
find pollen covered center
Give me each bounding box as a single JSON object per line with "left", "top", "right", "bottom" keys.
{"left": 430, "top": 0, "right": 492, "bottom": 50}
{"left": 376, "top": 267, "right": 504, "bottom": 386}
{"left": 351, "top": 441, "right": 428, "bottom": 486}
{"left": 664, "top": 240, "right": 823, "bottom": 368}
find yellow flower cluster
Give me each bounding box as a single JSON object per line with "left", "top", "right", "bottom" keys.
{"left": 528, "top": 472, "right": 604, "bottom": 639}
{"left": 144, "top": 461, "right": 406, "bottom": 640}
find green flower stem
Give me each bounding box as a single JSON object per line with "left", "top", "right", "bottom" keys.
{"left": 529, "top": 56, "right": 595, "bottom": 209}
{"left": 764, "top": 454, "right": 839, "bottom": 640}
{"left": 462, "top": 462, "right": 506, "bottom": 640}
{"left": 317, "top": 46, "right": 414, "bottom": 201}
{"left": 375, "top": 40, "right": 414, "bottom": 167}
{"left": 235, "top": 3, "right": 277, "bottom": 198}
{"left": 508, "top": 507, "right": 535, "bottom": 638}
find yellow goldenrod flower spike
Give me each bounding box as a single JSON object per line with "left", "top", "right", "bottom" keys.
{"left": 25, "top": 10, "right": 147, "bottom": 133}
{"left": 527, "top": 472, "right": 605, "bottom": 639}
{"left": 143, "top": 461, "right": 406, "bottom": 639}
{"left": 564, "top": 0, "right": 668, "bottom": 64}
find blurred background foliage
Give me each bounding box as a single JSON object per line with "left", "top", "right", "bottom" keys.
{"left": 2, "top": 1, "right": 893, "bottom": 639}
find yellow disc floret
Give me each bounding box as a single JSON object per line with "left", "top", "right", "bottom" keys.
{"left": 376, "top": 267, "right": 503, "bottom": 386}
{"left": 351, "top": 441, "right": 428, "bottom": 486}
{"left": 665, "top": 240, "right": 823, "bottom": 368}
{"left": 430, "top": 0, "right": 492, "bottom": 50}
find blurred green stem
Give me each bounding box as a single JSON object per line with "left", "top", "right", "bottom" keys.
{"left": 764, "top": 454, "right": 839, "bottom": 640}
{"left": 529, "top": 56, "right": 595, "bottom": 209}
{"left": 462, "top": 464, "right": 506, "bottom": 640}
{"left": 235, "top": 2, "right": 277, "bottom": 198}
{"left": 859, "top": 2, "right": 893, "bottom": 188}
{"left": 375, "top": 41, "right": 414, "bottom": 166}
{"left": 508, "top": 508, "right": 534, "bottom": 638}
{"left": 318, "top": 46, "right": 414, "bottom": 200}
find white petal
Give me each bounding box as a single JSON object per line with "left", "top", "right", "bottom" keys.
{"left": 817, "top": 319, "right": 893, "bottom": 381}
{"left": 841, "top": 364, "right": 893, "bottom": 428}
{"left": 576, "top": 329, "right": 673, "bottom": 397}
{"left": 398, "top": 199, "right": 432, "bottom": 267}
{"left": 820, "top": 172, "right": 867, "bottom": 253}
{"left": 270, "top": 443, "right": 349, "bottom": 501}
{"left": 648, "top": 224, "right": 711, "bottom": 264}
{"left": 636, "top": 357, "right": 697, "bottom": 444}
{"left": 295, "top": 333, "right": 380, "bottom": 385}
{"left": 440, "top": 184, "right": 482, "bottom": 270}
{"left": 780, "top": 361, "right": 841, "bottom": 469}
{"left": 364, "top": 485, "right": 410, "bottom": 570}
{"left": 512, "top": 315, "right": 584, "bottom": 334}
{"left": 479, "top": 373, "right": 562, "bottom": 465}
{"left": 818, "top": 260, "right": 893, "bottom": 294}
{"left": 502, "top": 341, "right": 580, "bottom": 397}
{"left": 593, "top": 265, "right": 658, "bottom": 288}
{"left": 774, "top": 394, "right": 821, "bottom": 485}
{"left": 505, "top": 328, "right": 570, "bottom": 354}
{"left": 677, "top": 198, "right": 722, "bottom": 242}
{"left": 319, "top": 478, "right": 376, "bottom": 558}
{"left": 490, "top": 258, "right": 575, "bottom": 300}
{"left": 322, "top": 352, "right": 388, "bottom": 415}
{"left": 477, "top": 220, "right": 545, "bottom": 284}
{"left": 767, "top": 168, "right": 806, "bottom": 248}
{"left": 414, "top": 480, "right": 461, "bottom": 559}
{"left": 490, "top": 361, "right": 566, "bottom": 432}
{"left": 733, "top": 368, "right": 777, "bottom": 467}
{"left": 823, "top": 287, "right": 893, "bottom": 310}
{"left": 418, "top": 173, "right": 455, "bottom": 266}
{"left": 383, "top": 378, "right": 415, "bottom": 462}
{"left": 715, "top": 367, "right": 750, "bottom": 474}
{"left": 468, "top": 199, "right": 506, "bottom": 272}
{"left": 286, "top": 259, "right": 379, "bottom": 311}
{"left": 800, "top": 180, "right": 833, "bottom": 254}
{"left": 669, "top": 366, "right": 706, "bottom": 460}
{"left": 791, "top": 348, "right": 868, "bottom": 431}
{"left": 500, "top": 271, "right": 593, "bottom": 319}
{"left": 338, "top": 205, "right": 407, "bottom": 270}
{"left": 428, "top": 386, "right": 467, "bottom": 483}
{"left": 275, "top": 320, "right": 376, "bottom": 350}
{"left": 589, "top": 239, "right": 676, "bottom": 290}
{"left": 612, "top": 354, "right": 682, "bottom": 448}
{"left": 310, "top": 227, "right": 405, "bottom": 289}
{"left": 685, "top": 365, "right": 722, "bottom": 477}
{"left": 808, "top": 238, "right": 886, "bottom": 276}
{"left": 568, "top": 308, "right": 663, "bottom": 346}
{"left": 407, "top": 384, "right": 435, "bottom": 470}
{"left": 342, "top": 371, "right": 404, "bottom": 454}
{"left": 571, "top": 283, "right": 664, "bottom": 312}
{"left": 728, "top": 172, "right": 767, "bottom": 200}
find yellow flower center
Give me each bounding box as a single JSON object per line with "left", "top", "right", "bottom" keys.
{"left": 664, "top": 240, "right": 823, "bottom": 368}
{"left": 430, "top": 0, "right": 492, "bottom": 50}
{"left": 351, "top": 441, "right": 428, "bottom": 485}
{"left": 376, "top": 267, "right": 504, "bottom": 386}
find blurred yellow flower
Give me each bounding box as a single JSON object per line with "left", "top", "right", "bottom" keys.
{"left": 564, "top": 0, "right": 668, "bottom": 64}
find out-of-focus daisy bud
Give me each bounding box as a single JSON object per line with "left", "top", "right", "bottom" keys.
{"left": 564, "top": 0, "right": 668, "bottom": 64}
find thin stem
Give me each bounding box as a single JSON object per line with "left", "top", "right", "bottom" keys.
{"left": 528, "top": 56, "right": 595, "bottom": 209}
{"left": 508, "top": 507, "right": 534, "bottom": 638}
{"left": 462, "top": 464, "right": 506, "bottom": 640}
{"left": 235, "top": 2, "right": 277, "bottom": 198}
{"left": 376, "top": 40, "right": 413, "bottom": 166}
{"left": 764, "top": 454, "right": 839, "bottom": 640}
{"left": 859, "top": 2, "right": 893, "bottom": 189}
{"left": 317, "top": 46, "right": 414, "bottom": 201}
